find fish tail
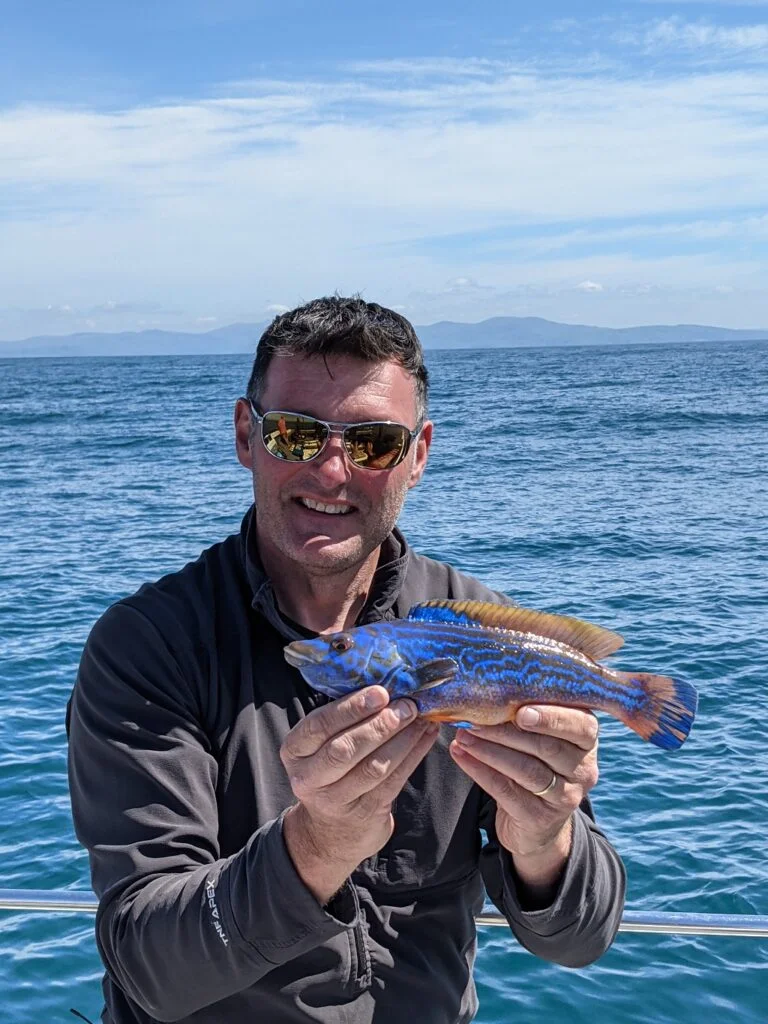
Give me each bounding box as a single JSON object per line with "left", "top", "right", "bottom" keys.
{"left": 612, "top": 671, "right": 698, "bottom": 749}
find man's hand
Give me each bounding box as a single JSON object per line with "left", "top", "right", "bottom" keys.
{"left": 449, "top": 705, "right": 599, "bottom": 904}
{"left": 281, "top": 687, "right": 439, "bottom": 905}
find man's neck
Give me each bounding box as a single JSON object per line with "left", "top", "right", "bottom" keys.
{"left": 258, "top": 542, "right": 382, "bottom": 634}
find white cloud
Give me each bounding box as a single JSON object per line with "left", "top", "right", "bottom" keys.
{"left": 2, "top": 74, "right": 765, "bottom": 258}
{"left": 400, "top": 269, "right": 768, "bottom": 329}
{"left": 640, "top": 17, "right": 768, "bottom": 51}
{"left": 577, "top": 280, "right": 604, "bottom": 292}
{"left": 1, "top": 51, "right": 768, "bottom": 335}
{"left": 455, "top": 212, "right": 768, "bottom": 260}
{"left": 343, "top": 58, "right": 499, "bottom": 78}
{"left": 442, "top": 277, "right": 495, "bottom": 295}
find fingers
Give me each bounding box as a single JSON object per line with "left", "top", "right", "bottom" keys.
{"left": 516, "top": 705, "right": 599, "bottom": 752}
{"left": 450, "top": 741, "right": 533, "bottom": 807}
{"left": 451, "top": 738, "right": 584, "bottom": 814}
{"left": 315, "top": 720, "right": 437, "bottom": 805}
{"left": 452, "top": 731, "right": 577, "bottom": 802}
{"left": 465, "top": 706, "right": 599, "bottom": 779}
{"left": 282, "top": 686, "right": 391, "bottom": 759}
{"left": 282, "top": 691, "right": 429, "bottom": 794}
{"left": 316, "top": 701, "right": 420, "bottom": 787}
{"left": 452, "top": 703, "right": 599, "bottom": 804}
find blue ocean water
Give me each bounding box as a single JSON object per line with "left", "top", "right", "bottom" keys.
{"left": 1, "top": 341, "right": 767, "bottom": 1023}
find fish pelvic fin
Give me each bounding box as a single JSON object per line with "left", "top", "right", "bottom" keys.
{"left": 613, "top": 671, "right": 698, "bottom": 749}
{"left": 407, "top": 600, "right": 624, "bottom": 660}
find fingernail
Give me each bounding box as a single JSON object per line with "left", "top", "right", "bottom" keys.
{"left": 518, "top": 707, "right": 540, "bottom": 728}
{"left": 392, "top": 700, "right": 416, "bottom": 722}
{"left": 456, "top": 730, "right": 475, "bottom": 745}
{"left": 365, "top": 687, "right": 388, "bottom": 710}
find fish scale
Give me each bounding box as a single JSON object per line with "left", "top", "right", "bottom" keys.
{"left": 385, "top": 622, "right": 649, "bottom": 720}
{"left": 394, "top": 624, "right": 610, "bottom": 694}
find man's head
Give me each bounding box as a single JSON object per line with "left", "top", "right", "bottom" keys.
{"left": 235, "top": 296, "right": 432, "bottom": 581}
{"left": 245, "top": 295, "right": 429, "bottom": 423}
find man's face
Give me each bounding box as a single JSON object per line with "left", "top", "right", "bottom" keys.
{"left": 235, "top": 354, "right": 432, "bottom": 577}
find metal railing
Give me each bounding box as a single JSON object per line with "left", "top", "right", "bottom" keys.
{"left": 2, "top": 890, "right": 767, "bottom": 938}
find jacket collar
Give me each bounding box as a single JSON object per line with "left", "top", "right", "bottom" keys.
{"left": 238, "top": 504, "right": 410, "bottom": 640}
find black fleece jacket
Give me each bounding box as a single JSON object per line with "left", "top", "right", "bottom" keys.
{"left": 67, "top": 507, "right": 626, "bottom": 1024}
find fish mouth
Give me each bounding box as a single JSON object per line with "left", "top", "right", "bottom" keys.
{"left": 284, "top": 640, "right": 324, "bottom": 668}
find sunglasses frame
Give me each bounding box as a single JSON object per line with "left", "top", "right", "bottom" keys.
{"left": 247, "top": 399, "right": 423, "bottom": 471}
{"left": 246, "top": 401, "right": 423, "bottom": 471}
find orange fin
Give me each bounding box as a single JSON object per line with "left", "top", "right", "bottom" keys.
{"left": 611, "top": 671, "right": 698, "bottom": 749}
{"left": 408, "top": 599, "right": 624, "bottom": 661}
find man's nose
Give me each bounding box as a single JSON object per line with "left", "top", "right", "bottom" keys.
{"left": 312, "top": 434, "right": 352, "bottom": 482}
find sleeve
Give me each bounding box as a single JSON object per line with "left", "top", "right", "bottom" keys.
{"left": 67, "top": 601, "right": 360, "bottom": 1022}
{"left": 478, "top": 792, "right": 626, "bottom": 968}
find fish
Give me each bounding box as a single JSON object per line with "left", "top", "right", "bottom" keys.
{"left": 283, "top": 600, "right": 698, "bottom": 750}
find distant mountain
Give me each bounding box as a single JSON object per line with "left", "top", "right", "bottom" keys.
{"left": 0, "top": 322, "right": 268, "bottom": 358}
{"left": 1, "top": 316, "right": 766, "bottom": 358}
{"left": 416, "top": 316, "right": 768, "bottom": 349}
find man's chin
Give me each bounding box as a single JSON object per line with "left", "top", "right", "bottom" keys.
{"left": 295, "top": 535, "right": 369, "bottom": 573}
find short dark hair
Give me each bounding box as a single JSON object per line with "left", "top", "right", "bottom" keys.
{"left": 246, "top": 295, "right": 429, "bottom": 419}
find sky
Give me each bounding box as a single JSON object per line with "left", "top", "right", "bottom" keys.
{"left": 1, "top": 0, "right": 767, "bottom": 341}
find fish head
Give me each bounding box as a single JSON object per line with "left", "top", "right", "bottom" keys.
{"left": 283, "top": 626, "right": 406, "bottom": 698}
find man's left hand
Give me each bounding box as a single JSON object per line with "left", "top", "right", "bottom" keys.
{"left": 449, "top": 705, "right": 599, "bottom": 898}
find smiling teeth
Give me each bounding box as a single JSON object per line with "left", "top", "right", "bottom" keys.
{"left": 301, "top": 498, "right": 352, "bottom": 514}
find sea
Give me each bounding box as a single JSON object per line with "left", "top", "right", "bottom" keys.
{"left": 1, "top": 341, "right": 766, "bottom": 1023}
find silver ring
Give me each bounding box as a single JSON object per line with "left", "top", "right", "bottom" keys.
{"left": 533, "top": 772, "right": 558, "bottom": 798}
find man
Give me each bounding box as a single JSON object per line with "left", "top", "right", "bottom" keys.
{"left": 68, "top": 296, "right": 625, "bottom": 1024}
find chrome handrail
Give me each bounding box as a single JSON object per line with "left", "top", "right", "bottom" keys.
{"left": 0, "top": 890, "right": 98, "bottom": 914}
{"left": 1, "top": 890, "right": 767, "bottom": 937}
{"left": 481, "top": 910, "right": 768, "bottom": 937}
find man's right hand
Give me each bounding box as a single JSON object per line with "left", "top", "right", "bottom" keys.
{"left": 280, "top": 686, "right": 439, "bottom": 905}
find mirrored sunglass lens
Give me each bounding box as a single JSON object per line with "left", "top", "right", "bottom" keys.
{"left": 345, "top": 423, "right": 408, "bottom": 469}
{"left": 261, "top": 413, "right": 328, "bottom": 461}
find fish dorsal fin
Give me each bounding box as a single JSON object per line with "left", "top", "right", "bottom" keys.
{"left": 407, "top": 600, "right": 624, "bottom": 661}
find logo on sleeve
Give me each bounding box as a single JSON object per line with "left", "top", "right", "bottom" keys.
{"left": 205, "top": 879, "right": 230, "bottom": 947}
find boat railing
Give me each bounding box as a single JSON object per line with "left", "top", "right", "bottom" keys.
{"left": 1, "top": 890, "right": 767, "bottom": 938}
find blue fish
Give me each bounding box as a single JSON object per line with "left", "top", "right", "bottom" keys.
{"left": 283, "top": 600, "right": 698, "bottom": 749}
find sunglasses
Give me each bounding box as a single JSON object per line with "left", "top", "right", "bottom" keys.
{"left": 247, "top": 401, "right": 422, "bottom": 471}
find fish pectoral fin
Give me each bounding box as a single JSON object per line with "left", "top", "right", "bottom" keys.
{"left": 407, "top": 599, "right": 624, "bottom": 661}
{"left": 411, "top": 658, "right": 459, "bottom": 692}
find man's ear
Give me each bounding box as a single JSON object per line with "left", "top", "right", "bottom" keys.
{"left": 234, "top": 398, "right": 254, "bottom": 470}
{"left": 408, "top": 420, "right": 432, "bottom": 489}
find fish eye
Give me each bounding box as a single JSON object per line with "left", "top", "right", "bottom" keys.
{"left": 331, "top": 634, "right": 354, "bottom": 653}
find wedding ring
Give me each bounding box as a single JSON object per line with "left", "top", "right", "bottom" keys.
{"left": 533, "top": 772, "right": 558, "bottom": 798}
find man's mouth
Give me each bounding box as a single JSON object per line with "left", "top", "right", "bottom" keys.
{"left": 296, "top": 497, "right": 356, "bottom": 515}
